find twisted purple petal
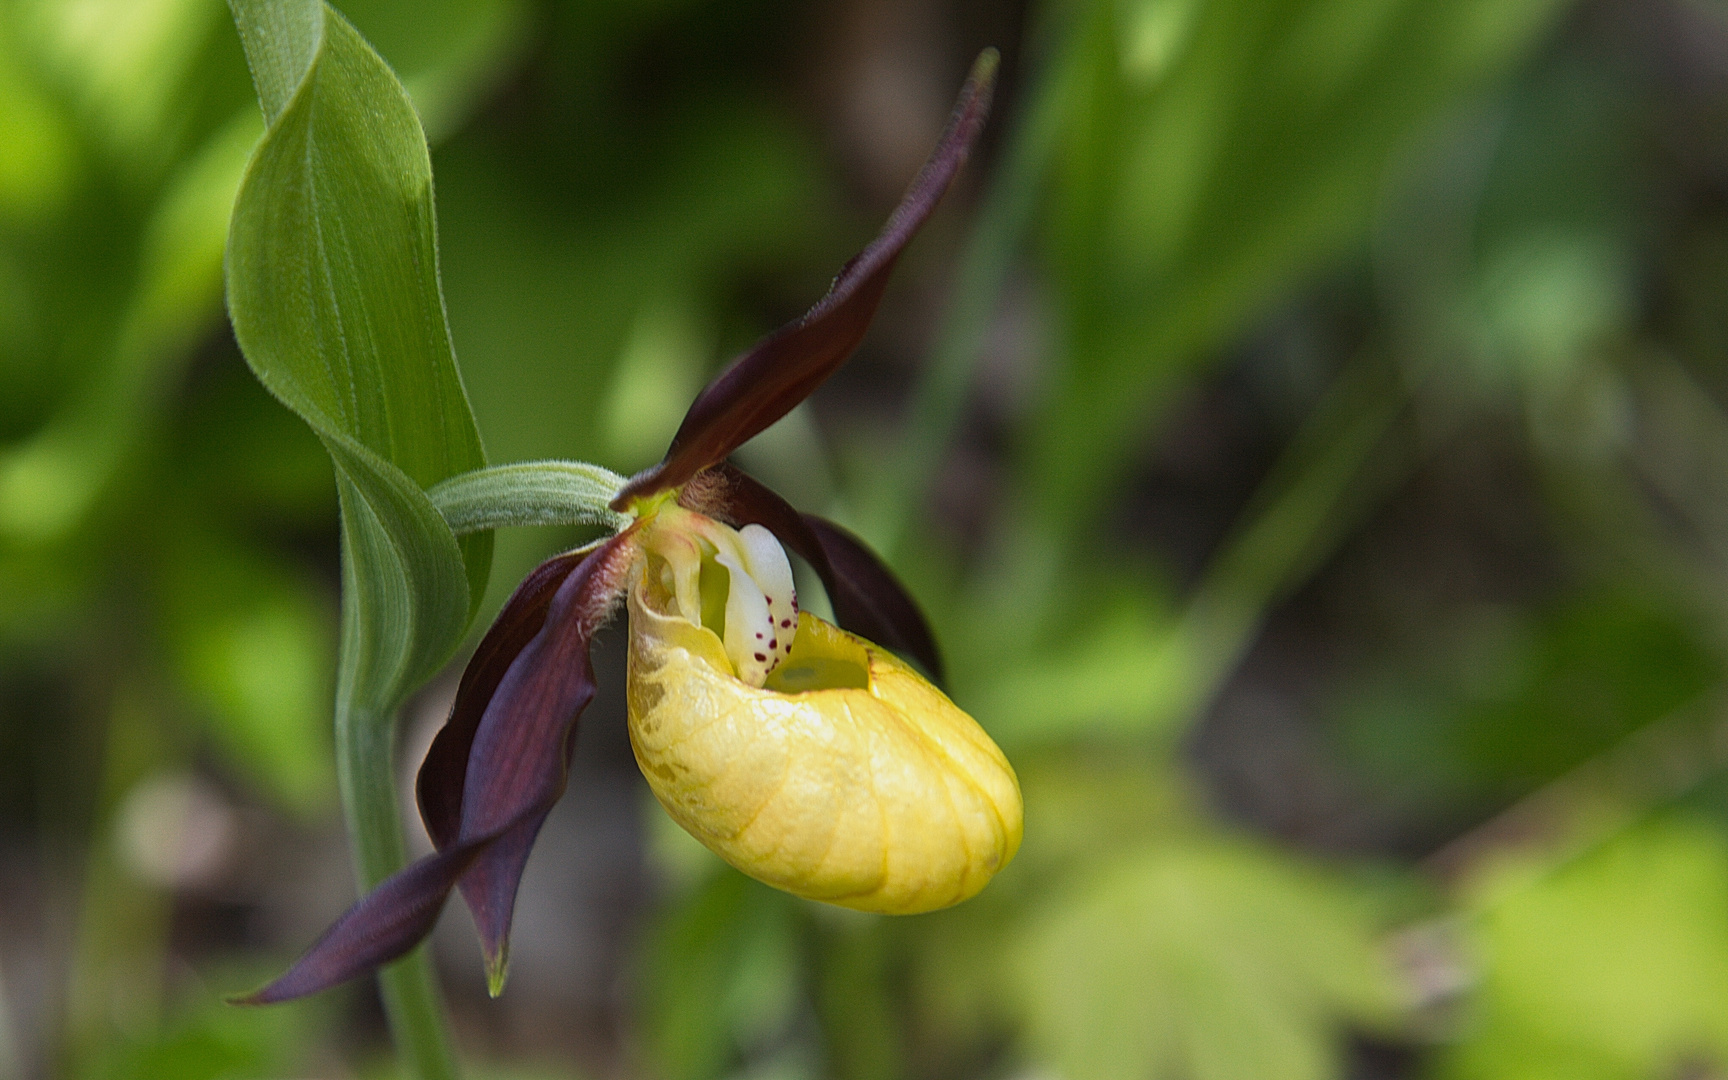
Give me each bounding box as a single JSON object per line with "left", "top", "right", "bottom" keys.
{"left": 237, "top": 531, "right": 636, "bottom": 1004}
{"left": 611, "top": 49, "right": 998, "bottom": 510}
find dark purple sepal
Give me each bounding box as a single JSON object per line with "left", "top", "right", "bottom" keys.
{"left": 684, "top": 464, "right": 944, "bottom": 681}
{"left": 418, "top": 547, "right": 594, "bottom": 851}
{"left": 239, "top": 531, "right": 637, "bottom": 1005}
{"left": 462, "top": 808, "right": 554, "bottom": 996}
{"left": 446, "top": 529, "right": 636, "bottom": 992}
{"left": 801, "top": 514, "right": 944, "bottom": 682}
{"left": 230, "top": 837, "right": 487, "bottom": 1005}
{"left": 610, "top": 49, "right": 998, "bottom": 511}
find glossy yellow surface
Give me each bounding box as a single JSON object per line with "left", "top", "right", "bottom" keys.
{"left": 626, "top": 578, "right": 1023, "bottom": 913}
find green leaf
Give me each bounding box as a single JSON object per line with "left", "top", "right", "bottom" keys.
{"left": 1028, "top": 0, "right": 1570, "bottom": 532}
{"left": 225, "top": 3, "right": 490, "bottom": 1074}
{"left": 336, "top": 0, "right": 530, "bottom": 140}
{"left": 1443, "top": 817, "right": 1728, "bottom": 1080}
{"left": 1013, "top": 839, "right": 1404, "bottom": 1080}
{"left": 225, "top": 0, "right": 491, "bottom": 694}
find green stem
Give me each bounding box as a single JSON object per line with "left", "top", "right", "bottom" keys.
{"left": 335, "top": 700, "right": 460, "bottom": 1080}
{"left": 427, "top": 460, "right": 630, "bottom": 535}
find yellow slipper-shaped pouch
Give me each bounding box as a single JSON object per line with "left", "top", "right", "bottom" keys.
{"left": 627, "top": 570, "right": 1022, "bottom": 914}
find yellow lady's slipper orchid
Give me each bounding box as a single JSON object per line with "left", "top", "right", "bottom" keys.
{"left": 243, "top": 51, "right": 1003, "bottom": 1004}
{"left": 629, "top": 511, "right": 1021, "bottom": 913}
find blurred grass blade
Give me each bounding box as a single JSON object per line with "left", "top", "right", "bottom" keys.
{"left": 0, "top": 110, "right": 259, "bottom": 545}
{"left": 639, "top": 870, "right": 804, "bottom": 1080}
{"left": 973, "top": 350, "right": 1408, "bottom": 747}
{"left": 225, "top": 1, "right": 492, "bottom": 1075}
{"left": 1029, "top": 0, "right": 1570, "bottom": 534}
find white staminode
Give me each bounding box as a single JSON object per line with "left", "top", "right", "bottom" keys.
{"left": 653, "top": 526, "right": 705, "bottom": 628}
{"left": 648, "top": 511, "right": 799, "bottom": 687}
{"left": 712, "top": 524, "right": 797, "bottom": 686}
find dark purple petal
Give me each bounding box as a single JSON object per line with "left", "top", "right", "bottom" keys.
{"left": 801, "top": 515, "right": 944, "bottom": 682}
{"left": 231, "top": 838, "right": 487, "bottom": 1005}
{"left": 684, "top": 464, "right": 944, "bottom": 681}
{"left": 418, "top": 548, "right": 591, "bottom": 851}
{"left": 243, "top": 531, "right": 638, "bottom": 1004}
{"left": 610, "top": 49, "right": 998, "bottom": 510}
{"left": 459, "top": 808, "right": 553, "bottom": 995}
{"left": 448, "top": 531, "right": 633, "bottom": 989}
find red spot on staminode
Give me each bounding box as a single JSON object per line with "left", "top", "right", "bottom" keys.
{"left": 781, "top": 619, "right": 792, "bottom": 628}
{"left": 754, "top": 653, "right": 767, "bottom": 662}
{"left": 769, "top": 639, "right": 778, "bottom": 649}
{"left": 755, "top": 632, "right": 763, "bottom": 639}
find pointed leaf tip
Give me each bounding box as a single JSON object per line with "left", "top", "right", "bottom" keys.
{"left": 611, "top": 53, "right": 998, "bottom": 509}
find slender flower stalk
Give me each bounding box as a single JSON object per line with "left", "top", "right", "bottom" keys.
{"left": 236, "top": 49, "right": 1019, "bottom": 1006}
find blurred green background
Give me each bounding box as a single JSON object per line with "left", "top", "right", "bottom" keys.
{"left": 9, "top": 0, "right": 1728, "bottom": 1076}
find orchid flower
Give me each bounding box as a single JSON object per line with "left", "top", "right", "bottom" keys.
{"left": 239, "top": 50, "right": 1020, "bottom": 1005}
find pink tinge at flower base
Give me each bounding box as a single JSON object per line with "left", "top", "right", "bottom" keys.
{"left": 235, "top": 49, "right": 1018, "bottom": 1006}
